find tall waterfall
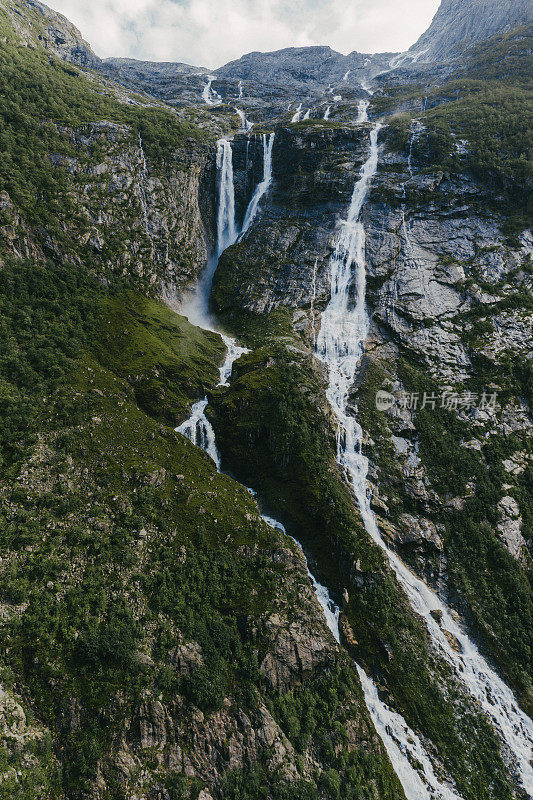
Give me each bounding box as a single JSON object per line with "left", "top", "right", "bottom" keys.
{"left": 324, "top": 106, "right": 331, "bottom": 120}
{"left": 240, "top": 133, "right": 275, "bottom": 237}
{"left": 315, "top": 123, "right": 533, "bottom": 794}
{"left": 176, "top": 122, "right": 468, "bottom": 796}
{"left": 216, "top": 139, "right": 237, "bottom": 257}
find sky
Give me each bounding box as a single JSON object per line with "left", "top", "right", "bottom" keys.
{"left": 47, "top": 0, "right": 441, "bottom": 68}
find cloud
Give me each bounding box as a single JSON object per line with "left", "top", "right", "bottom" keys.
{"left": 47, "top": 0, "right": 440, "bottom": 67}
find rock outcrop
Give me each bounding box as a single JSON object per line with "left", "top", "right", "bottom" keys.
{"left": 410, "top": 0, "right": 532, "bottom": 62}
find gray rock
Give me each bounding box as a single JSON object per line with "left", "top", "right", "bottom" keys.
{"left": 497, "top": 496, "right": 527, "bottom": 564}
{"left": 409, "top": 0, "right": 532, "bottom": 63}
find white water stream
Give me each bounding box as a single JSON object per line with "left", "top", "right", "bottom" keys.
{"left": 315, "top": 120, "right": 533, "bottom": 795}
{"left": 178, "top": 132, "right": 274, "bottom": 456}
{"left": 235, "top": 108, "right": 253, "bottom": 132}
{"left": 356, "top": 99, "right": 369, "bottom": 124}
{"left": 291, "top": 103, "right": 303, "bottom": 123}
{"left": 175, "top": 124, "right": 468, "bottom": 799}
{"left": 323, "top": 106, "right": 331, "bottom": 121}
{"left": 240, "top": 133, "right": 275, "bottom": 237}
{"left": 260, "top": 516, "right": 461, "bottom": 800}
{"left": 202, "top": 75, "right": 221, "bottom": 106}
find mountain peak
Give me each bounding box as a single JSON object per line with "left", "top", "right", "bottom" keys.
{"left": 3, "top": 0, "right": 99, "bottom": 66}
{"left": 410, "top": 0, "right": 533, "bottom": 61}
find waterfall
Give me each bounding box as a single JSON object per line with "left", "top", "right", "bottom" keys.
{"left": 218, "top": 335, "right": 248, "bottom": 387}
{"left": 343, "top": 70, "right": 351, "bottom": 81}
{"left": 239, "top": 133, "right": 275, "bottom": 237}
{"left": 291, "top": 103, "right": 303, "bottom": 123}
{"left": 360, "top": 77, "right": 374, "bottom": 96}
{"left": 235, "top": 108, "right": 253, "bottom": 132}
{"left": 216, "top": 139, "right": 237, "bottom": 257}
{"left": 324, "top": 106, "right": 331, "bottom": 120}
{"left": 260, "top": 516, "right": 461, "bottom": 800}
{"left": 202, "top": 75, "right": 221, "bottom": 106}
{"left": 177, "top": 138, "right": 249, "bottom": 450}
{"left": 238, "top": 80, "right": 243, "bottom": 99}
{"left": 176, "top": 399, "right": 221, "bottom": 469}
{"left": 177, "top": 124, "right": 464, "bottom": 797}
{"left": 315, "top": 123, "right": 533, "bottom": 794}
{"left": 303, "top": 108, "right": 311, "bottom": 120}
{"left": 356, "top": 100, "right": 369, "bottom": 124}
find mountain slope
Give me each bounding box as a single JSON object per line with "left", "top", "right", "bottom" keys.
{"left": 0, "top": 0, "right": 531, "bottom": 798}
{"left": 410, "top": 0, "right": 533, "bottom": 61}
{"left": 0, "top": 2, "right": 407, "bottom": 799}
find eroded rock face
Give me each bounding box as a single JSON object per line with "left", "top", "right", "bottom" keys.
{"left": 260, "top": 608, "right": 333, "bottom": 691}
{"left": 498, "top": 495, "right": 527, "bottom": 564}
{"left": 7, "top": 0, "right": 100, "bottom": 67}
{"left": 410, "top": 0, "right": 532, "bottom": 63}
{"left": 0, "top": 119, "right": 214, "bottom": 301}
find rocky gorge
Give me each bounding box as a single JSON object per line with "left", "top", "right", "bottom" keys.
{"left": 0, "top": 0, "right": 531, "bottom": 798}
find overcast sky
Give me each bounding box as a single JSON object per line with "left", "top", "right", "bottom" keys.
{"left": 47, "top": 0, "right": 441, "bottom": 68}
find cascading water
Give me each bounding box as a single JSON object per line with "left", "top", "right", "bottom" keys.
{"left": 324, "top": 106, "right": 331, "bottom": 120}
{"left": 260, "top": 517, "right": 461, "bottom": 800}
{"left": 356, "top": 99, "right": 369, "bottom": 124}
{"left": 176, "top": 399, "right": 220, "bottom": 468}
{"left": 202, "top": 75, "right": 221, "bottom": 106}
{"left": 240, "top": 133, "right": 275, "bottom": 237}
{"left": 291, "top": 103, "right": 303, "bottom": 122}
{"left": 360, "top": 77, "right": 374, "bottom": 96}
{"left": 178, "top": 132, "right": 275, "bottom": 450}
{"left": 315, "top": 120, "right": 533, "bottom": 794}
{"left": 235, "top": 108, "right": 253, "bottom": 132}
{"left": 216, "top": 139, "right": 237, "bottom": 256}
{"left": 176, "top": 119, "right": 466, "bottom": 798}
{"left": 303, "top": 108, "right": 311, "bottom": 120}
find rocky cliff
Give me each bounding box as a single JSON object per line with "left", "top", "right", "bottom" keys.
{"left": 410, "top": 0, "right": 532, "bottom": 61}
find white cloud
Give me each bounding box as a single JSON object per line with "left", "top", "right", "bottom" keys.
{"left": 47, "top": 0, "right": 441, "bottom": 67}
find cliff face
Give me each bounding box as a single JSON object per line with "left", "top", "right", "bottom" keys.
{"left": 1, "top": 120, "right": 214, "bottom": 299}
{"left": 410, "top": 0, "right": 532, "bottom": 61}
{"left": 3, "top": 0, "right": 99, "bottom": 65}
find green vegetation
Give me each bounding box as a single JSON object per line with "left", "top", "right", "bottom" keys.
{"left": 378, "top": 27, "right": 533, "bottom": 227}
{"left": 0, "top": 0, "right": 212, "bottom": 287}
{"left": 391, "top": 355, "right": 533, "bottom": 712}
{"left": 0, "top": 259, "right": 403, "bottom": 797}
{"left": 209, "top": 337, "right": 514, "bottom": 800}
{"left": 95, "top": 291, "right": 224, "bottom": 424}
